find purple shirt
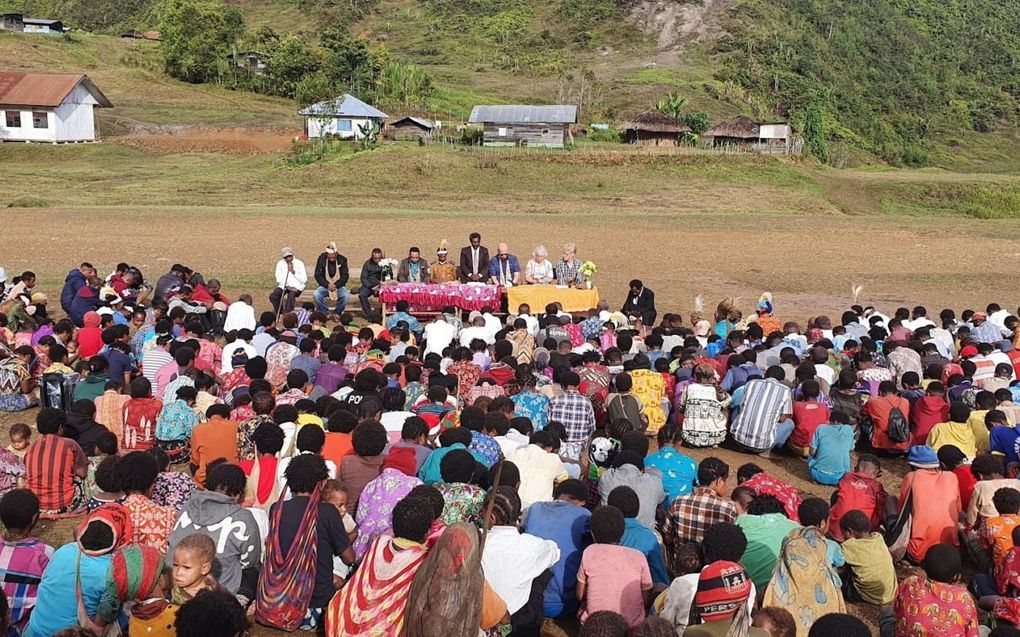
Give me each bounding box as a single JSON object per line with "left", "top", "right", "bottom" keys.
{"left": 314, "top": 362, "right": 348, "bottom": 394}
{"left": 352, "top": 468, "right": 422, "bottom": 560}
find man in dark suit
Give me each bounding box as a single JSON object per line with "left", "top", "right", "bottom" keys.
{"left": 621, "top": 279, "right": 657, "bottom": 326}
{"left": 459, "top": 232, "right": 490, "bottom": 283}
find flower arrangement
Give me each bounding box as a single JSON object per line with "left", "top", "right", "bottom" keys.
{"left": 379, "top": 258, "right": 399, "bottom": 281}
{"left": 579, "top": 261, "right": 597, "bottom": 289}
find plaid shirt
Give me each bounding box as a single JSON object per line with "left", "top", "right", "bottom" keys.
{"left": 549, "top": 389, "right": 595, "bottom": 441}
{"left": 554, "top": 258, "right": 583, "bottom": 286}
{"left": 663, "top": 487, "right": 737, "bottom": 545}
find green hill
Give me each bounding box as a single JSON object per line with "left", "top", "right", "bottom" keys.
{"left": 2, "top": 0, "right": 1019, "bottom": 167}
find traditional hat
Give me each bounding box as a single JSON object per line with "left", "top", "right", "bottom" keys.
{"left": 30, "top": 292, "right": 47, "bottom": 304}
{"left": 437, "top": 239, "right": 449, "bottom": 255}
{"left": 694, "top": 561, "right": 752, "bottom": 622}
{"left": 325, "top": 242, "right": 337, "bottom": 254}
{"left": 756, "top": 292, "right": 774, "bottom": 315}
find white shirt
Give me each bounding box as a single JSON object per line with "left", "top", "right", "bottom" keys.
{"left": 481, "top": 526, "right": 560, "bottom": 614}
{"left": 275, "top": 258, "right": 308, "bottom": 292}
{"left": 278, "top": 452, "right": 337, "bottom": 499}
{"left": 224, "top": 301, "right": 256, "bottom": 332}
{"left": 507, "top": 444, "right": 569, "bottom": 509}
{"left": 494, "top": 430, "right": 529, "bottom": 458}
{"left": 252, "top": 332, "right": 276, "bottom": 358}
{"left": 903, "top": 317, "right": 935, "bottom": 333}
{"left": 221, "top": 341, "right": 257, "bottom": 374}
{"left": 424, "top": 319, "right": 457, "bottom": 356}
{"left": 460, "top": 325, "right": 495, "bottom": 347}
{"left": 380, "top": 411, "right": 416, "bottom": 442}
{"left": 930, "top": 328, "right": 956, "bottom": 357}
{"left": 482, "top": 312, "right": 501, "bottom": 338}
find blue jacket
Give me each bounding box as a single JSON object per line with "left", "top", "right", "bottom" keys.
{"left": 69, "top": 285, "right": 101, "bottom": 326}
{"left": 60, "top": 268, "right": 85, "bottom": 314}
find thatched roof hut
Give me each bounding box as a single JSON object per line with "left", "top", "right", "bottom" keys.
{"left": 703, "top": 115, "right": 760, "bottom": 140}
{"left": 618, "top": 110, "right": 690, "bottom": 146}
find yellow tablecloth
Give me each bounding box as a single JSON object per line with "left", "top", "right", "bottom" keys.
{"left": 507, "top": 286, "right": 601, "bottom": 313}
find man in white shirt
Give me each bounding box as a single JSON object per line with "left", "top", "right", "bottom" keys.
{"left": 269, "top": 247, "right": 307, "bottom": 315}
{"left": 221, "top": 329, "right": 257, "bottom": 375}
{"left": 460, "top": 315, "right": 495, "bottom": 347}
{"left": 481, "top": 308, "right": 502, "bottom": 338}
{"left": 423, "top": 314, "right": 457, "bottom": 356}
{"left": 223, "top": 293, "right": 257, "bottom": 332}
{"left": 508, "top": 430, "right": 570, "bottom": 510}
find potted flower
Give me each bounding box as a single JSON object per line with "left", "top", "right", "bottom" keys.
{"left": 379, "top": 258, "right": 400, "bottom": 282}
{"left": 578, "top": 261, "right": 597, "bottom": 289}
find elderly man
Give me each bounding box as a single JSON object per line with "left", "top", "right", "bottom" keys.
{"left": 459, "top": 232, "right": 490, "bottom": 283}
{"left": 313, "top": 241, "right": 350, "bottom": 319}
{"left": 554, "top": 243, "right": 583, "bottom": 287}
{"left": 430, "top": 240, "right": 458, "bottom": 284}
{"left": 489, "top": 243, "right": 521, "bottom": 287}
{"left": 397, "top": 246, "right": 430, "bottom": 283}
{"left": 269, "top": 247, "right": 307, "bottom": 315}
{"left": 621, "top": 279, "right": 656, "bottom": 326}
{"left": 358, "top": 248, "right": 384, "bottom": 319}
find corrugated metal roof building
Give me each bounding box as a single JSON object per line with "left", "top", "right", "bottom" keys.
{"left": 0, "top": 72, "right": 111, "bottom": 142}
{"left": 468, "top": 104, "right": 577, "bottom": 148}
{"left": 299, "top": 93, "right": 389, "bottom": 140}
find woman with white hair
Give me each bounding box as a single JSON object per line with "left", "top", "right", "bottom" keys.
{"left": 525, "top": 245, "right": 555, "bottom": 285}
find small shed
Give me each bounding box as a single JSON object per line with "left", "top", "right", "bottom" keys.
{"left": 0, "top": 72, "right": 112, "bottom": 143}
{"left": 387, "top": 116, "right": 436, "bottom": 141}
{"left": 231, "top": 51, "right": 268, "bottom": 75}
{"left": 1, "top": 13, "right": 25, "bottom": 31}
{"left": 22, "top": 18, "right": 63, "bottom": 34}
{"left": 618, "top": 110, "right": 691, "bottom": 146}
{"left": 702, "top": 116, "right": 797, "bottom": 154}
{"left": 468, "top": 104, "right": 577, "bottom": 148}
{"left": 300, "top": 93, "right": 388, "bottom": 140}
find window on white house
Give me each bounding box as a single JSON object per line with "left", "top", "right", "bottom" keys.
{"left": 337, "top": 119, "right": 353, "bottom": 132}
{"left": 32, "top": 111, "right": 48, "bottom": 129}
{"left": 498, "top": 127, "right": 507, "bottom": 137}
{"left": 4, "top": 111, "right": 21, "bottom": 128}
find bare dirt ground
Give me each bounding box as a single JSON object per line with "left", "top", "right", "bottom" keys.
{"left": 112, "top": 126, "right": 296, "bottom": 155}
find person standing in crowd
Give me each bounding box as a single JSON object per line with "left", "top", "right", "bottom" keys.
{"left": 270, "top": 247, "right": 307, "bottom": 316}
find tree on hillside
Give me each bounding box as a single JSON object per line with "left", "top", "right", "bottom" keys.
{"left": 320, "top": 26, "right": 376, "bottom": 95}
{"left": 655, "top": 92, "right": 687, "bottom": 120}
{"left": 158, "top": 0, "right": 244, "bottom": 84}
{"left": 266, "top": 35, "right": 321, "bottom": 97}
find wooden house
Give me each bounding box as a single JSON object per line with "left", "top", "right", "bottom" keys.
{"left": 702, "top": 116, "right": 797, "bottom": 154}
{"left": 22, "top": 18, "right": 63, "bottom": 34}
{"left": 0, "top": 72, "right": 111, "bottom": 142}
{"left": 618, "top": 110, "right": 691, "bottom": 146}
{"left": 387, "top": 116, "right": 436, "bottom": 141}
{"left": 231, "top": 51, "right": 268, "bottom": 75}
{"left": 1, "top": 13, "right": 24, "bottom": 31}
{"left": 468, "top": 104, "right": 577, "bottom": 148}
{"left": 300, "top": 93, "right": 388, "bottom": 140}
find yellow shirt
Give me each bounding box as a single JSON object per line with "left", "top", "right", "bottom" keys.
{"left": 841, "top": 533, "right": 897, "bottom": 605}
{"left": 967, "top": 410, "right": 991, "bottom": 452}
{"left": 297, "top": 413, "right": 324, "bottom": 428}
{"left": 429, "top": 261, "right": 458, "bottom": 284}
{"left": 927, "top": 421, "right": 978, "bottom": 458}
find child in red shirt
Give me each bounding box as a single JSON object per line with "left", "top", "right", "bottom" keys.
{"left": 789, "top": 380, "right": 830, "bottom": 457}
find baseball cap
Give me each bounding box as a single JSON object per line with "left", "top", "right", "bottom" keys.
{"left": 281, "top": 247, "right": 294, "bottom": 258}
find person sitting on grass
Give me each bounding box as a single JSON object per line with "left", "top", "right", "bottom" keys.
{"left": 807, "top": 409, "right": 855, "bottom": 486}
{"left": 577, "top": 505, "right": 653, "bottom": 630}
{"left": 435, "top": 448, "right": 486, "bottom": 526}
{"left": 972, "top": 487, "right": 1020, "bottom": 597}
{"left": 733, "top": 490, "right": 799, "bottom": 591}
{"left": 838, "top": 510, "right": 897, "bottom": 606}
{"left": 927, "top": 402, "right": 978, "bottom": 457}
{"left": 788, "top": 380, "right": 830, "bottom": 457}
{"left": 118, "top": 450, "right": 178, "bottom": 552}
{"left": 607, "top": 485, "right": 669, "bottom": 587}
{"left": 752, "top": 607, "right": 796, "bottom": 637}
{"left": 807, "top": 614, "right": 871, "bottom": 637}
{"left": 338, "top": 420, "right": 388, "bottom": 516}
{"left": 87, "top": 455, "right": 124, "bottom": 512}
{"left": 121, "top": 376, "right": 163, "bottom": 452}
{"left": 190, "top": 403, "right": 239, "bottom": 487}
{"left": 24, "top": 407, "right": 88, "bottom": 515}
{"left": 147, "top": 446, "right": 195, "bottom": 511}
{"left": 0, "top": 489, "right": 53, "bottom": 635}
{"left": 239, "top": 422, "right": 286, "bottom": 511}
{"left": 155, "top": 385, "right": 200, "bottom": 465}
{"left": 897, "top": 444, "right": 962, "bottom": 564}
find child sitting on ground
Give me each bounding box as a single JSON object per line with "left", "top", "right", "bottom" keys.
{"left": 789, "top": 380, "right": 830, "bottom": 457}
{"left": 0, "top": 489, "right": 54, "bottom": 634}
{"left": 296, "top": 399, "right": 324, "bottom": 429}
{"left": 808, "top": 409, "right": 856, "bottom": 486}
{"left": 838, "top": 510, "right": 896, "bottom": 605}
{"left": 974, "top": 488, "right": 1020, "bottom": 597}
{"left": 148, "top": 447, "right": 195, "bottom": 511}
{"left": 87, "top": 455, "right": 125, "bottom": 511}
{"left": 0, "top": 435, "right": 25, "bottom": 499}
{"left": 170, "top": 533, "right": 220, "bottom": 605}
{"left": 6, "top": 423, "right": 30, "bottom": 460}
{"left": 321, "top": 479, "right": 358, "bottom": 582}
{"left": 577, "top": 505, "right": 653, "bottom": 629}
{"left": 828, "top": 454, "right": 888, "bottom": 542}
{"left": 85, "top": 431, "right": 119, "bottom": 500}
{"left": 798, "top": 498, "right": 844, "bottom": 574}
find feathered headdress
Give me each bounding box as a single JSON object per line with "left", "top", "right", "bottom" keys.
{"left": 851, "top": 284, "right": 864, "bottom": 305}
{"left": 756, "top": 292, "right": 774, "bottom": 315}
{"left": 437, "top": 239, "right": 449, "bottom": 255}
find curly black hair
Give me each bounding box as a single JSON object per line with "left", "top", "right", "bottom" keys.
{"left": 485, "top": 460, "right": 520, "bottom": 490}
{"left": 327, "top": 408, "right": 359, "bottom": 433}
{"left": 252, "top": 422, "right": 285, "bottom": 455}
{"left": 578, "top": 610, "right": 629, "bottom": 637}
{"left": 401, "top": 416, "right": 428, "bottom": 441}
{"left": 440, "top": 449, "right": 478, "bottom": 484}
{"left": 295, "top": 423, "right": 325, "bottom": 453}
{"left": 606, "top": 486, "right": 640, "bottom": 519}
{"left": 553, "top": 478, "right": 589, "bottom": 502}
{"left": 407, "top": 485, "right": 445, "bottom": 521}
{"left": 703, "top": 522, "right": 748, "bottom": 564}
{"left": 175, "top": 589, "right": 248, "bottom": 637}
{"left": 284, "top": 453, "right": 329, "bottom": 494}
{"left": 438, "top": 426, "right": 473, "bottom": 448}
{"left": 352, "top": 420, "right": 388, "bottom": 457}
{"left": 806, "top": 613, "right": 870, "bottom": 637}
{"left": 94, "top": 455, "right": 123, "bottom": 493}
{"left": 115, "top": 451, "right": 159, "bottom": 493}
{"left": 36, "top": 407, "right": 66, "bottom": 435}
{"left": 994, "top": 487, "right": 1020, "bottom": 516}
{"left": 589, "top": 505, "right": 625, "bottom": 544}
{"left": 0, "top": 489, "right": 39, "bottom": 531}
{"left": 206, "top": 462, "right": 246, "bottom": 498}
{"left": 797, "top": 497, "right": 830, "bottom": 527}
{"left": 392, "top": 496, "right": 434, "bottom": 543}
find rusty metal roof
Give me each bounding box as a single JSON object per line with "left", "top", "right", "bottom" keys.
{"left": 0, "top": 72, "right": 112, "bottom": 108}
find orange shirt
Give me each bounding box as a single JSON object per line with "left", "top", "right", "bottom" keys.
{"left": 322, "top": 432, "right": 354, "bottom": 469}
{"left": 901, "top": 468, "right": 961, "bottom": 562}
{"left": 863, "top": 394, "right": 911, "bottom": 453}
{"left": 191, "top": 415, "right": 239, "bottom": 486}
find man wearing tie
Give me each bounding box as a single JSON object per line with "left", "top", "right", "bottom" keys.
{"left": 459, "top": 232, "right": 490, "bottom": 283}
{"left": 621, "top": 279, "right": 657, "bottom": 326}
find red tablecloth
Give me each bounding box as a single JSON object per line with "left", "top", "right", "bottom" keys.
{"left": 380, "top": 283, "right": 502, "bottom": 312}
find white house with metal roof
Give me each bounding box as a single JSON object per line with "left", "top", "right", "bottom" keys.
{"left": 0, "top": 72, "right": 112, "bottom": 143}
{"left": 299, "top": 93, "right": 388, "bottom": 140}
{"left": 468, "top": 104, "right": 577, "bottom": 148}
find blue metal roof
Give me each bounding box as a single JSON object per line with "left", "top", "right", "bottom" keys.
{"left": 299, "top": 93, "right": 388, "bottom": 119}
{"left": 468, "top": 105, "right": 577, "bottom": 124}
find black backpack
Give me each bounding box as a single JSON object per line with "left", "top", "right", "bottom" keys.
{"left": 39, "top": 372, "right": 79, "bottom": 412}
{"left": 887, "top": 404, "right": 910, "bottom": 443}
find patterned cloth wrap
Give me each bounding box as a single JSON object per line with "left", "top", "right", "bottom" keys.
{"left": 380, "top": 283, "right": 502, "bottom": 312}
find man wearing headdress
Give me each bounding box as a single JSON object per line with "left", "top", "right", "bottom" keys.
{"left": 429, "top": 240, "right": 458, "bottom": 284}
{"left": 754, "top": 292, "right": 782, "bottom": 337}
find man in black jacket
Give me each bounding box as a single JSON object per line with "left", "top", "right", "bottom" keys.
{"left": 621, "top": 279, "right": 657, "bottom": 326}
{"left": 359, "top": 247, "right": 384, "bottom": 320}
{"left": 313, "top": 242, "right": 350, "bottom": 319}
{"left": 459, "top": 232, "right": 490, "bottom": 283}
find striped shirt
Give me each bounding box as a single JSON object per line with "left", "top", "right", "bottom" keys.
{"left": 730, "top": 378, "right": 793, "bottom": 451}
{"left": 25, "top": 435, "right": 86, "bottom": 511}
{"left": 0, "top": 537, "right": 54, "bottom": 632}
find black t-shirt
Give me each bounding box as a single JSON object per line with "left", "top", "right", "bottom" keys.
{"left": 273, "top": 496, "right": 350, "bottom": 608}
